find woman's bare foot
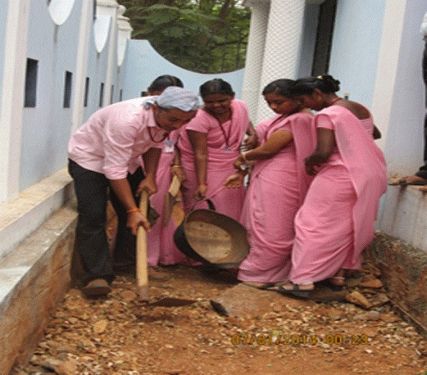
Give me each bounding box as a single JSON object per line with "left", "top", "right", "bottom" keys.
{"left": 328, "top": 269, "right": 346, "bottom": 287}
{"left": 280, "top": 281, "right": 314, "bottom": 291}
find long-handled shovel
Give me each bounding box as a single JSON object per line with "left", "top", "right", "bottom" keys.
{"left": 136, "top": 189, "right": 195, "bottom": 307}
{"left": 136, "top": 190, "right": 150, "bottom": 301}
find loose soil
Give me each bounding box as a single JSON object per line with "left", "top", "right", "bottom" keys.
{"left": 12, "top": 265, "right": 427, "bottom": 375}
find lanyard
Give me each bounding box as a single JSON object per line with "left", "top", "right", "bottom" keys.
{"left": 148, "top": 126, "right": 168, "bottom": 143}
{"left": 207, "top": 109, "right": 233, "bottom": 151}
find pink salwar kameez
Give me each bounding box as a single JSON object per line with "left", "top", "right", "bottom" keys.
{"left": 146, "top": 130, "right": 188, "bottom": 266}
{"left": 289, "top": 106, "right": 387, "bottom": 284}
{"left": 238, "top": 112, "right": 315, "bottom": 283}
{"left": 178, "top": 99, "right": 250, "bottom": 221}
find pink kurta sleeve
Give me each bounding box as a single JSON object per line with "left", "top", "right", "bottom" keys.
{"left": 315, "top": 114, "right": 334, "bottom": 129}
{"left": 185, "top": 111, "right": 212, "bottom": 134}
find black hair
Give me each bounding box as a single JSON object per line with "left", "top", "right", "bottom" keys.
{"left": 262, "top": 79, "right": 296, "bottom": 97}
{"left": 291, "top": 74, "right": 340, "bottom": 96}
{"left": 148, "top": 75, "right": 184, "bottom": 93}
{"left": 199, "top": 78, "right": 234, "bottom": 98}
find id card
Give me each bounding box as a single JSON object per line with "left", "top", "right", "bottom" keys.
{"left": 163, "top": 138, "right": 175, "bottom": 153}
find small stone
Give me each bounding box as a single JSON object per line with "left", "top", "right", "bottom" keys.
{"left": 225, "top": 348, "right": 234, "bottom": 354}
{"left": 56, "top": 344, "right": 76, "bottom": 354}
{"left": 365, "top": 311, "right": 381, "bottom": 321}
{"left": 93, "top": 319, "right": 108, "bottom": 334}
{"left": 380, "top": 313, "right": 400, "bottom": 323}
{"left": 345, "top": 291, "right": 372, "bottom": 309}
{"left": 120, "top": 290, "right": 137, "bottom": 302}
{"left": 165, "top": 344, "right": 174, "bottom": 349}
{"left": 369, "top": 293, "right": 390, "bottom": 307}
{"left": 359, "top": 278, "right": 383, "bottom": 289}
{"left": 39, "top": 358, "right": 78, "bottom": 375}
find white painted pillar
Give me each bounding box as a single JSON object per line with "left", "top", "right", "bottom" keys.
{"left": 370, "top": 0, "right": 407, "bottom": 153}
{"left": 117, "top": 5, "right": 132, "bottom": 68}
{"left": 70, "top": 0, "right": 93, "bottom": 133}
{"left": 241, "top": 0, "right": 270, "bottom": 123}
{"left": 0, "top": 0, "right": 30, "bottom": 202}
{"left": 96, "top": 0, "right": 119, "bottom": 105}
{"left": 256, "top": 0, "right": 306, "bottom": 122}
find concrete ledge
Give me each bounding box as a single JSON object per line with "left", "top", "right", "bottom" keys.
{"left": 367, "top": 232, "right": 427, "bottom": 335}
{"left": 378, "top": 185, "right": 427, "bottom": 253}
{"left": 0, "top": 205, "right": 77, "bottom": 374}
{"left": 0, "top": 168, "right": 74, "bottom": 260}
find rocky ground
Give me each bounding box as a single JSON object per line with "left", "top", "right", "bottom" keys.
{"left": 12, "top": 264, "right": 427, "bottom": 375}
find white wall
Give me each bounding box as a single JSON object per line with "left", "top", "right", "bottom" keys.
{"left": 329, "top": 0, "right": 386, "bottom": 106}
{"left": 20, "top": 0, "right": 83, "bottom": 190}
{"left": 0, "top": 0, "right": 8, "bottom": 111}
{"left": 121, "top": 40, "right": 244, "bottom": 99}
{"left": 380, "top": 1, "right": 427, "bottom": 175}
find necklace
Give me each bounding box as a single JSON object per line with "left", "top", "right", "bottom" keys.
{"left": 148, "top": 126, "right": 168, "bottom": 143}
{"left": 330, "top": 97, "right": 342, "bottom": 105}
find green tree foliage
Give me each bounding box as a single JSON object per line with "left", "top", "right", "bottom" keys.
{"left": 117, "top": 0, "right": 250, "bottom": 73}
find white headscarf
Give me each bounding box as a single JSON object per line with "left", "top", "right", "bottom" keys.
{"left": 155, "top": 86, "right": 200, "bottom": 111}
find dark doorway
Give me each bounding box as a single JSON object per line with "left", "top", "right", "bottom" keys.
{"left": 311, "top": 0, "right": 337, "bottom": 76}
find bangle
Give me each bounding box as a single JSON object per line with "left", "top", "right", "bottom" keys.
{"left": 171, "top": 164, "right": 182, "bottom": 168}
{"left": 241, "top": 152, "right": 249, "bottom": 162}
{"left": 126, "top": 207, "right": 140, "bottom": 214}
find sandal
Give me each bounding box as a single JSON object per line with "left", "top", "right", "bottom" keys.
{"left": 277, "top": 282, "right": 314, "bottom": 299}
{"left": 241, "top": 281, "right": 276, "bottom": 290}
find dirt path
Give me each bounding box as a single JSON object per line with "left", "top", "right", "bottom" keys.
{"left": 12, "top": 266, "right": 427, "bottom": 375}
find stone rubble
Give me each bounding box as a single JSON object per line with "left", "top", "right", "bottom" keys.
{"left": 11, "top": 264, "right": 427, "bottom": 375}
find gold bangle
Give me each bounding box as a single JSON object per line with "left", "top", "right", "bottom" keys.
{"left": 126, "top": 207, "right": 140, "bottom": 214}
{"left": 171, "top": 164, "right": 182, "bottom": 168}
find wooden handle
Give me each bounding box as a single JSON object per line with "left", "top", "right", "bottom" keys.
{"left": 136, "top": 191, "right": 149, "bottom": 301}
{"left": 168, "top": 175, "right": 181, "bottom": 197}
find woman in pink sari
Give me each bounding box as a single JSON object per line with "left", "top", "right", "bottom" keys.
{"left": 232, "top": 79, "right": 315, "bottom": 288}
{"left": 178, "top": 79, "right": 257, "bottom": 221}
{"left": 280, "top": 75, "right": 387, "bottom": 298}
{"left": 144, "top": 75, "right": 191, "bottom": 266}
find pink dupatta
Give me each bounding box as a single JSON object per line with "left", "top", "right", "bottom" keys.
{"left": 251, "top": 111, "right": 315, "bottom": 204}
{"left": 319, "top": 106, "right": 387, "bottom": 264}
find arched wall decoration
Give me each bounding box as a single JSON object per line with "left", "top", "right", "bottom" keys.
{"left": 94, "top": 15, "right": 111, "bottom": 53}
{"left": 47, "top": 0, "right": 76, "bottom": 26}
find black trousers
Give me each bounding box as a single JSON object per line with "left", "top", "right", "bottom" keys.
{"left": 68, "top": 159, "right": 144, "bottom": 283}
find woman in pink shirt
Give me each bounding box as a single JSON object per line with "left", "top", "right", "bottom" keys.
{"left": 178, "top": 79, "right": 257, "bottom": 221}
{"left": 68, "top": 87, "right": 198, "bottom": 297}
{"left": 233, "top": 79, "right": 315, "bottom": 288}
{"left": 279, "top": 75, "right": 387, "bottom": 298}
{"left": 142, "top": 75, "right": 192, "bottom": 266}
